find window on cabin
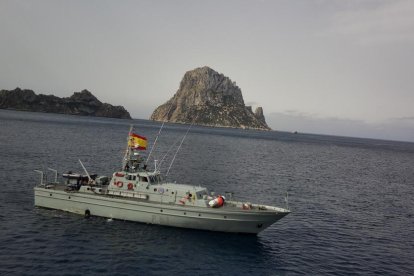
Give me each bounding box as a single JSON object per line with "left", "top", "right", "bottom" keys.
{"left": 140, "top": 176, "right": 148, "bottom": 182}
{"left": 149, "top": 176, "right": 158, "bottom": 184}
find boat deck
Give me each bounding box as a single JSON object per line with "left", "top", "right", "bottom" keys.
{"left": 36, "top": 183, "right": 288, "bottom": 214}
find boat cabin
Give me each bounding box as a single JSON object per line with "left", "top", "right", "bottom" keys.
{"left": 107, "top": 170, "right": 210, "bottom": 207}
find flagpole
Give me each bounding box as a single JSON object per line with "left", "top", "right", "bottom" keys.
{"left": 122, "top": 125, "right": 133, "bottom": 171}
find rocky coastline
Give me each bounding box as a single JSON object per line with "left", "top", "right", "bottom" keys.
{"left": 0, "top": 88, "right": 131, "bottom": 119}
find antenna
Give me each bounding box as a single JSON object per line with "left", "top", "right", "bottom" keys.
{"left": 165, "top": 121, "right": 195, "bottom": 178}
{"left": 145, "top": 104, "right": 173, "bottom": 165}
{"left": 285, "top": 191, "right": 289, "bottom": 210}
{"left": 146, "top": 104, "right": 174, "bottom": 165}
{"left": 146, "top": 121, "right": 165, "bottom": 165}
{"left": 157, "top": 135, "right": 182, "bottom": 171}
{"left": 79, "top": 159, "right": 92, "bottom": 183}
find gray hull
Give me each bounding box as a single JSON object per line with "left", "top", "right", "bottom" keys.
{"left": 34, "top": 187, "right": 289, "bottom": 234}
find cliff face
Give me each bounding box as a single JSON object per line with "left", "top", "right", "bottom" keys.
{"left": 150, "top": 67, "right": 270, "bottom": 130}
{"left": 0, "top": 88, "right": 131, "bottom": 119}
{"left": 254, "top": 106, "right": 267, "bottom": 126}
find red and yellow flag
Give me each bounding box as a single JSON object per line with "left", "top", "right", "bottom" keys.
{"left": 128, "top": 133, "right": 147, "bottom": 150}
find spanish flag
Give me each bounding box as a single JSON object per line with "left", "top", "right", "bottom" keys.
{"left": 128, "top": 133, "right": 147, "bottom": 150}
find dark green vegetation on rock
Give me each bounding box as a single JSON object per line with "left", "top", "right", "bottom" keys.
{"left": 0, "top": 88, "right": 131, "bottom": 119}
{"left": 150, "top": 66, "right": 270, "bottom": 130}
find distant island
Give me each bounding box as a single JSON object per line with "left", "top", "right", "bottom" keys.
{"left": 0, "top": 88, "right": 131, "bottom": 119}
{"left": 151, "top": 66, "right": 270, "bottom": 130}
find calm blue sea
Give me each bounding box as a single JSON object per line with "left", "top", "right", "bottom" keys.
{"left": 0, "top": 109, "right": 413, "bottom": 275}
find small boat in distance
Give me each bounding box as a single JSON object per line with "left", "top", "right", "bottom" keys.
{"left": 34, "top": 127, "right": 290, "bottom": 234}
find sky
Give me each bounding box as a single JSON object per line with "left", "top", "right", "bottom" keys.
{"left": 1, "top": 0, "right": 413, "bottom": 142}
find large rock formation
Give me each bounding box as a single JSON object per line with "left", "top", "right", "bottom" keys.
{"left": 150, "top": 67, "right": 270, "bottom": 130}
{"left": 254, "top": 106, "right": 267, "bottom": 126}
{"left": 0, "top": 88, "right": 131, "bottom": 119}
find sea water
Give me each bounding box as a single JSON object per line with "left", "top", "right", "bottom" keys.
{"left": 0, "top": 109, "right": 413, "bottom": 275}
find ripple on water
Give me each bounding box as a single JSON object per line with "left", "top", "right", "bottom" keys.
{"left": 0, "top": 110, "right": 413, "bottom": 275}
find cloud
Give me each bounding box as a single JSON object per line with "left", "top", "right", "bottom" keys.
{"left": 324, "top": 0, "right": 414, "bottom": 44}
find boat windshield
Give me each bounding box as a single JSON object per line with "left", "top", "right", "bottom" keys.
{"left": 148, "top": 175, "right": 163, "bottom": 184}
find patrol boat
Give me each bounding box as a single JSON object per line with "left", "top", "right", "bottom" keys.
{"left": 34, "top": 128, "right": 290, "bottom": 234}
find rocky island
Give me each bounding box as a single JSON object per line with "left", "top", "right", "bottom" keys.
{"left": 150, "top": 66, "right": 270, "bottom": 130}
{"left": 0, "top": 88, "right": 131, "bottom": 119}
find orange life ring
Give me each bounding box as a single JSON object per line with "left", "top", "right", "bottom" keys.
{"left": 116, "top": 181, "right": 123, "bottom": 188}
{"left": 127, "top": 183, "right": 133, "bottom": 190}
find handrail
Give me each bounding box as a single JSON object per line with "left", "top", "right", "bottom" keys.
{"left": 34, "top": 170, "right": 44, "bottom": 186}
